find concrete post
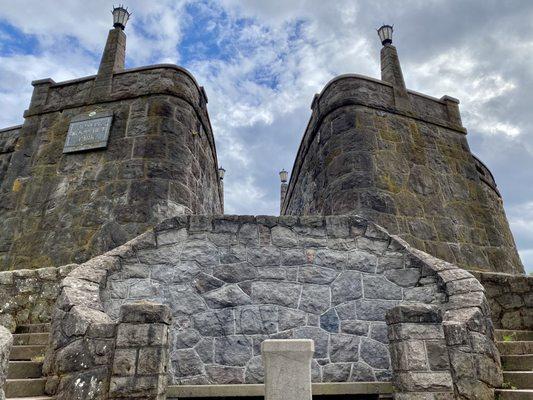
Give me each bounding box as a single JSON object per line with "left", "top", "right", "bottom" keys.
{"left": 386, "top": 304, "right": 454, "bottom": 400}
{"left": 109, "top": 301, "right": 171, "bottom": 400}
{"left": 261, "top": 339, "right": 314, "bottom": 400}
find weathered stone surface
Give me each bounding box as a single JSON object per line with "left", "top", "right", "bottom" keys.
{"left": 215, "top": 335, "right": 253, "bottom": 366}
{"left": 300, "top": 284, "right": 330, "bottom": 314}
{"left": 360, "top": 338, "right": 390, "bottom": 369}
{"left": 331, "top": 271, "right": 362, "bottom": 305}
{"left": 251, "top": 282, "right": 300, "bottom": 307}
{"left": 0, "top": 326, "right": 12, "bottom": 400}
{"left": 203, "top": 285, "right": 251, "bottom": 309}
{"left": 330, "top": 334, "right": 359, "bottom": 362}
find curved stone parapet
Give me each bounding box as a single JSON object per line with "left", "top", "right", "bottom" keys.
{"left": 44, "top": 214, "right": 502, "bottom": 400}
{"left": 0, "top": 64, "right": 222, "bottom": 271}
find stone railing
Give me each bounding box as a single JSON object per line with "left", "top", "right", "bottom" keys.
{"left": 43, "top": 232, "right": 156, "bottom": 400}
{"left": 0, "top": 326, "right": 13, "bottom": 400}
{"left": 386, "top": 243, "right": 503, "bottom": 400}
{"left": 471, "top": 271, "right": 532, "bottom": 330}
{"left": 0, "top": 265, "right": 75, "bottom": 332}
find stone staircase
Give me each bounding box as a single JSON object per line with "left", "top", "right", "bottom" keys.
{"left": 5, "top": 323, "right": 53, "bottom": 400}
{"left": 495, "top": 329, "right": 533, "bottom": 400}
{"left": 3, "top": 324, "right": 531, "bottom": 399}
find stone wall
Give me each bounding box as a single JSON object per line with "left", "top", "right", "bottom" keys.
{"left": 0, "top": 264, "right": 75, "bottom": 332}
{"left": 282, "top": 74, "right": 523, "bottom": 275}
{"left": 0, "top": 65, "right": 222, "bottom": 271}
{"left": 0, "top": 126, "right": 20, "bottom": 190}
{"left": 45, "top": 214, "right": 504, "bottom": 400}
{"left": 472, "top": 271, "right": 533, "bottom": 330}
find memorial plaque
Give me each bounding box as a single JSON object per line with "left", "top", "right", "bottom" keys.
{"left": 63, "top": 110, "right": 113, "bottom": 153}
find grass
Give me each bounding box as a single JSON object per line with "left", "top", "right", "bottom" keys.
{"left": 31, "top": 354, "right": 45, "bottom": 363}
{"left": 502, "top": 332, "right": 517, "bottom": 342}
{"left": 501, "top": 382, "right": 518, "bottom": 390}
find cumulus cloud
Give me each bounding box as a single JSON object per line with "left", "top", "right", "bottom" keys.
{"left": 0, "top": 0, "right": 532, "bottom": 271}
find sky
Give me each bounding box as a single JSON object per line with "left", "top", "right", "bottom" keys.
{"left": 0, "top": 0, "right": 532, "bottom": 273}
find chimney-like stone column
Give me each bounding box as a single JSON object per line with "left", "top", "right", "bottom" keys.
{"left": 91, "top": 25, "right": 127, "bottom": 100}
{"left": 377, "top": 25, "right": 412, "bottom": 113}
{"left": 98, "top": 27, "right": 126, "bottom": 77}
{"left": 381, "top": 44, "right": 406, "bottom": 90}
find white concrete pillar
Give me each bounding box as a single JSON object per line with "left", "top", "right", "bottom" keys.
{"left": 261, "top": 339, "right": 314, "bottom": 400}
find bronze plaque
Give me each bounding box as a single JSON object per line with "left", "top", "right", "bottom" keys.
{"left": 63, "top": 111, "right": 113, "bottom": 153}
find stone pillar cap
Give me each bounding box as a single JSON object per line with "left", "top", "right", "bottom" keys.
{"left": 261, "top": 339, "right": 315, "bottom": 353}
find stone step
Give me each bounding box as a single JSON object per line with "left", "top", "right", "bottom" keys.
{"left": 8, "top": 361, "right": 43, "bottom": 379}
{"left": 495, "top": 389, "right": 533, "bottom": 400}
{"left": 496, "top": 330, "right": 533, "bottom": 342}
{"left": 167, "top": 382, "right": 393, "bottom": 398}
{"left": 6, "top": 398, "right": 55, "bottom": 400}
{"left": 504, "top": 372, "right": 533, "bottom": 390}
{"left": 9, "top": 345, "right": 46, "bottom": 361}
{"left": 502, "top": 355, "right": 533, "bottom": 371}
{"left": 5, "top": 378, "right": 46, "bottom": 398}
{"left": 498, "top": 341, "right": 533, "bottom": 356}
{"left": 12, "top": 333, "right": 49, "bottom": 346}
{"left": 14, "top": 324, "right": 50, "bottom": 334}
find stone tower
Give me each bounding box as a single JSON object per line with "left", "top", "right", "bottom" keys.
{"left": 281, "top": 26, "right": 524, "bottom": 274}
{"left": 0, "top": 9, "right": 223, "bottom": 270}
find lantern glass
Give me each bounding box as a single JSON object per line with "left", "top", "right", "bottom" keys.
{"left": 218, "top": 167, "right": 226, "bottom": 180}
{"left": 279, "top": 169, "right": 288, "bottom": 183}
{"left": 112, "top": 6, "right": 131, "bottom": 29}
{"left": 377, "top": 24, "right": 393, "bottom": 45}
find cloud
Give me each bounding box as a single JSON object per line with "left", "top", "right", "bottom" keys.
{"left": 0, "top": 0, "right": 532, "bottom": 272}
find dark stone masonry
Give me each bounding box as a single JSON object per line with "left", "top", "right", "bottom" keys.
{"left": 0, "top": 10, "right": 530, "bottom": 400}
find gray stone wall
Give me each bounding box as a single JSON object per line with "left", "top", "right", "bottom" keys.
{"left": 282, "top": 75, "right": 523, "bottom": 275}
{"left": 472, "top": 271, "right": 533, "bottom": 330}
{"left": 0, "top": 126, "right": 19, "bottom": 190}
{"left": 100, "top": 215, "right": 447, "bottom": 386}
{"left": 0, "top": 65, "right": 222, "bottom": 271}
{"left": 45, "top": 214, "right": 503, "bottom": 400}
{"left": 0, "top": 264, "right": 75, "bottom": 332}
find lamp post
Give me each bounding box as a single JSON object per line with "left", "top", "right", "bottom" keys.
{"left": 279, "top": 169, "right": 288, "bottom": 184}
{"left": 218, "top": 167, "right": 225, "bottom": 213}
{"left": 112, "top": 5, "right": 131, "bottom": 30}
{"left": 279, "top": 169, "right": 288, "bottom": 214}
{"left": 377, "top": 24, "right": 393, "bottom": 46}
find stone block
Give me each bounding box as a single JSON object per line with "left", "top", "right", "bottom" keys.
{"left": 116, "top": 324, "right": 167, "bottom": 348}
{"left": 119, "top": 302, "right": 171, "bottom": 325}
{"left": 203, "top": 285, "right": 251, "bottom": 308}
{"left": 112, "top": 348, "right": 137, "bottom": 376}
{"left": 363, "top": 275, "right": 402, "bottom": 300}
{"left": 251, "top": 282, "right": 300, "bottom": 308}
{"left": 394, "top": 371, "right": 454, "bottom": 392}
{"left": 138, "top": 347, "right": 167, "bottom": 375}
{"left": 215, "top": 336, "right": 253, "bottom": 366}
{"left": 386, "top": 304, "right": 441, "bottom": 325}
{"left": 330, "top": 334, "right": 359, "bottom": 362}
{"left": 360, "top": 337, "right": 390, "bottom": 369}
